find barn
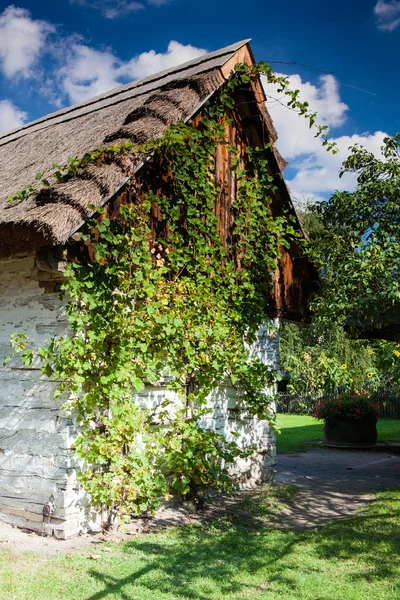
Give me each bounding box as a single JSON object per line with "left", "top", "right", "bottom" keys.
{"left": 0, "top": 40, "right": 319, "bottom": 538}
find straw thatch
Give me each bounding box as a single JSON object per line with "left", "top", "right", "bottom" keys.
{"left": 0, "top": 70, "right": 224, "bottom": 254}
{"left": 0, "top": 40, "right": 287, "bottom": 256}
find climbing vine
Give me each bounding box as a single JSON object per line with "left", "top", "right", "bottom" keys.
{"left": 7, "top": 63, "right": 334, "bottom": 523}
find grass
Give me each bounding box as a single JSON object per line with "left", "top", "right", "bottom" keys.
{"left": 275, "top": 414, "right": 324, "bottom": 453}
{"left": 1, "top": 487, "right": 400, "bottom": 599}
{"left": 276, "top": 414, "right": 400, "bottom": 454}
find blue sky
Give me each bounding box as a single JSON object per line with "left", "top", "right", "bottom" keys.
{"left": 0, "top": 0, "right": 399, "bottom": 200}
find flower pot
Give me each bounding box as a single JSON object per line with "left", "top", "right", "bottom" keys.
{"left": 323, "top": 416, "right": 377, "bottom": 449}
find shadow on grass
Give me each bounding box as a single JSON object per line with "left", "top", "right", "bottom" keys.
{"left": 312, "top": 498, "right": 400, "bottom": 583}
{"left": 85, "top": 490, "right": 400, "bottom": 600}
{"left": 87, "top": 523, "right": 297, "bottom": 600}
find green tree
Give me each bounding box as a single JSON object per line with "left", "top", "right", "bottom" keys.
{"left": 311, "top": 133, "right": 400, "bottom": 334}
{"left": 279, "top": 187, "right": 400, "bottom": 398}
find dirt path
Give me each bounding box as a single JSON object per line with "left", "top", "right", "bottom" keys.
{"left": 0, "top": 493, "right": 265, "bottom": 556}
{"left": 275, "top": 448, "right": 400, "bottom": 530}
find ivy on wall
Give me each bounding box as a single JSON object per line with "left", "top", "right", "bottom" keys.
{"left": 6, "top": 63, "right": 333, "bottom": 524}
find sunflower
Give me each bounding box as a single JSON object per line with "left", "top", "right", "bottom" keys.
{"left": 341, "top": 363, "right": 347, "bottom": 369}
{"left": 367, "top": 372, "right": 373, "bottom": 378}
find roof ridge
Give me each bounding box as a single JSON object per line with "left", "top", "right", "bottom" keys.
{"left": 0, "top": 39, "right": 251, "bottom": 145}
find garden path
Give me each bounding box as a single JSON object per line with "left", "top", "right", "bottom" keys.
{"left": 275, "top": 448, "right": 400, "bottom": 530}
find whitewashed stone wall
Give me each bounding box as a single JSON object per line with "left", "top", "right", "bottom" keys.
{"left": 0, "top": 256, "right": 91, "bottom": 538}
{"left": 0, "top": 255, "right": 277, "bottom": 538}
{"left": 201, "top": 324, "right": 279, "bottom": 486}
{"left": 200, "top": 386, "right": 276, "bottom": 487}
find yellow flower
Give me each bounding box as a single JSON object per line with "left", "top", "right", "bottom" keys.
{"left": 367, "top": 372, "right": 373, "bottom": 378}
{"left": 341, "top": 363, "right": 347, "bottom": 369}
{"left": 393, "top": 350, "right": 400, "bottom": 358}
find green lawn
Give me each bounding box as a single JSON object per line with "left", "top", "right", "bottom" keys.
{"left": 276, "top": 414, "right": 400, "bottom": 453}
{"left": 1, "top": 487, "right": 400, "bottom": 599}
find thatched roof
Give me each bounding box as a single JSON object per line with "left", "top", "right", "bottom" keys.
{"left": 0, "top": 40, "right": 287, "bottom": 256}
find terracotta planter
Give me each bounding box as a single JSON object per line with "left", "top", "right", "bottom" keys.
{"left": 323, "top": 416, "right": 377, "bottom": 449}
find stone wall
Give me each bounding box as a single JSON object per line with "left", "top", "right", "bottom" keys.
{"left": 201, "top": 386, "right": 276, "bottom": 487}
{"left": 0, "top": 256, "right": 88, "bottom": 538}
{"left": 0, "top": 255, "right": 277, "bottom": 538}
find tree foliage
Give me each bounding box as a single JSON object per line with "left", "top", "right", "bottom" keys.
{"left": 311, "top": 133, "right": 400, "bottom": 332}
{"left": 279, "top": 320, "right": 388, "bottom": 397}
{"left": 279, "top": 135, "right": 400, "bottom": 399}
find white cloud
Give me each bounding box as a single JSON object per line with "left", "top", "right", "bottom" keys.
{"left": 0, "top": 99, "right": 27, "bottom": 133}
{"left": 60, "top": 44, "right": 121, "bottom": 104}
{"left": 374, "top": 0, "right": 400, "bottom": 31}
{"left": 0, "top": 5, "right": 54, "bottom": 78}
{"left": 118, "top": 40, "right": 206, "bottom": 80}
{"left": 263, "top": 73, "right": 386, "bottom": 201}
{"left": 103, "top": 2, "right": 144, "bottom": 19}
{"left": 263, "top": 73, "right": 348, "bottom": 159}
{"left": 60, "top": 40, "right": 206, "bottom": 104}
{"left": 71, "top": 0, "right": 144, "bottom": 19}
{"left": 286, "top": 132, "right": 386, "bottom": 198}
{"left": 70, "top": 0, "right": 171, "bottom": 18}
